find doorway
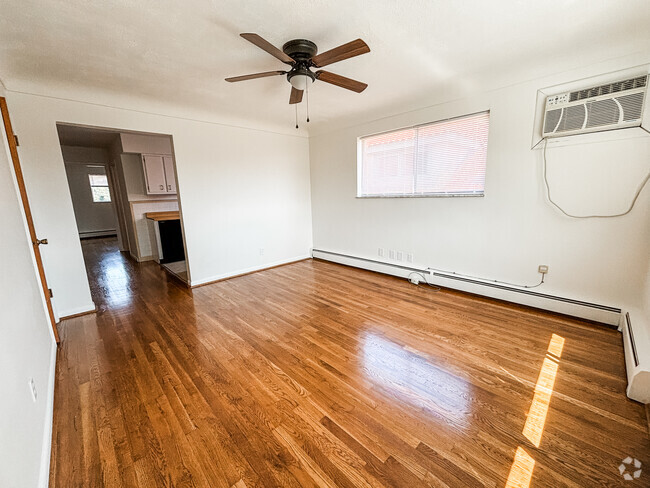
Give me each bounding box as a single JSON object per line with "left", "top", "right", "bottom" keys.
{"left": 56, "top": 124, "right": 190, "bottom": 300}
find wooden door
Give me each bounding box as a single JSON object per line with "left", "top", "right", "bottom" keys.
{"left": 163, "top": 155, "right": 176, "bottom": 193}
{"left": 0, "top": 97, "right": 60, "bottom": 343}
{"left": 142, "top": 154, "right": 167, "bottom": 194}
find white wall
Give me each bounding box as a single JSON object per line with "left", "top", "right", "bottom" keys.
{"left": 640, "top": 257, "right": 650, "bottom": 316}
{"left": 120, "top": 153, "right": 148, "bottom": 199}
{"left": 64, "top": 162, "right": 117, "bottom": 236}
{"left": 60, "top": 145, "right": 108, "bottom": 164}
{"left": 120, "top": 132, "right": 172, "bottom": 155}
{"left": 0, "top": 95, "right": 57, "bottom": 488}
{"left": 5, "top": 91, "right": 312, "bottom": 308}
{"left": 310, "top": 58, "right": 650, "bottom": 322}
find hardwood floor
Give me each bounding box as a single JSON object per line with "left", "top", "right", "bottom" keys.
{"left": 50, "top": 237, "right": 649, "bottom": 487}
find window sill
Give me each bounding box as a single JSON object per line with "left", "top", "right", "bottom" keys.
{"left": 356, "top": 193, "right": 485, "bottom": 199}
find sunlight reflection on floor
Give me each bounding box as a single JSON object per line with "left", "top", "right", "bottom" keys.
{"left": 99, "top": 254, "right": 132, "bottom": 308}
{"left": 362, "top": 332, "right": 470, "bottom": 426}
{"left": 505, "top": 446, "right": 536, "bottom": 488}
{"left": 505, "top": 333, "right": 565, "bottom": 487}
{"left": 522, "top": 334, "right": 564, "bottom": 448}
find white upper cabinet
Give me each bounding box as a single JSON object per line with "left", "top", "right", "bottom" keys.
{"left": 142, "top": 154, "right": 177, "bottom": 195}
{"left": 163, "top": 155, "right": 177, "bottom": 193}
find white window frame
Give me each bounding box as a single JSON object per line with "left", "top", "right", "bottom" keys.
{"left": 88, "top": 173, "right": 112, "bottom": 203}
{"left": 356, "top": 110, "right": 490, "bottom": 198}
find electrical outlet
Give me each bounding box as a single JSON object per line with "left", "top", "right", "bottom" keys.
{"left": 378, "top": 248, "right": 384, "bottom": 258}
{"left": 28, "top": 378, "right": 37, "bottom": 402}
{"left": 538, "top": 265, "right": 549, "bottom": 274}
{"left": 406, "top": 253, "right": 413, "bottom": 263}
{"left": 259, "top": 248, "right": 265, "bottom": 256}
{"left": 396, "top": 251, "right": 403, "bottom": 261}
{"left": 389, "top": 250, "right": 396, "bottom": 260}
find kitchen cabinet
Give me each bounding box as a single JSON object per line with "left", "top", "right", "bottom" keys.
{"left": 163, "top": 155, "right": 176, "bottom": 193}
{"left": 142, "top": 154, "right": 176, "bottom": 195}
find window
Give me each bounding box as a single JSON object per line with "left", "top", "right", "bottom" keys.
{"left": 357, "top": 111, "right": 489, "bottom": 197}
{"left": 88, "top": 173, "right": 111, "bottom": 202}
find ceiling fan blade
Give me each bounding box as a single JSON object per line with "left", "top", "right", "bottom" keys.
{"left": 225, "top": 70, "right": 286, "bottom": 82}
{"left": 316, "top": 70, "right": 368, "bottom": 93}
{"left": 311, "top": 39, "right": 370, "bottom": 68}
{"left": 289, "top": 87, "right": 303, "bottom": 104}
{"left": 240, "top": 33, "right": 294, "bottom": 64}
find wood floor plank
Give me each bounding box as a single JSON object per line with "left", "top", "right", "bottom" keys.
{"left": 50, "top": 238, "right": 650, "bottom": 487}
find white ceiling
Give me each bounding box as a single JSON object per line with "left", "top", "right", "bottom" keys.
{"left": 1, "top": 0, "right": 650, "bottom": 134}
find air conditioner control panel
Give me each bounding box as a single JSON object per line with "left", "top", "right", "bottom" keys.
{"left": 546, "top": 93, "right": 569, "bottom": 108}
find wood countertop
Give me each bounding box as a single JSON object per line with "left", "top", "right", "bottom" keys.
{"left": 145, "top": 211, "right": 180, "bottom": 221}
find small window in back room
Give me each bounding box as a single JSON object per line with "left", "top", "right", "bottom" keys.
{"left": 88, "top": 173, "right": 111, "bottom": 202}
{"left": 357, "top": 111, "right": 490, "bottom": 197}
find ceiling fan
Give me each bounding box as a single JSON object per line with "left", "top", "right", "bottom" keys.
{"left": 225, "top": 33, "right": 370, "bottom": 106}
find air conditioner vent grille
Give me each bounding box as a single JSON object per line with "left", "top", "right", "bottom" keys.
{"left": 585, "top": 98, "right": 620, "bottom": 128}
{"left": 557, "top": 105, "right": 586, "bottom": 133}
{"left": 568, "top": 76, "right": 647, "bottom": 102}
{"left": 618, "top": 92, "right": 645, "bottom": 121}
{"left": 543, "top": 109, "right": 562, "bottom": 134}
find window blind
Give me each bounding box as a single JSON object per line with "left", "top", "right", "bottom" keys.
{"left": 88, "top": 174, "right": 108, "bottom": 186}
{"left": 358, "top": 111, "right": 489, "bottom": 197}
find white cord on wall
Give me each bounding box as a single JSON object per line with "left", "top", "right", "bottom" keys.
{"left": 542, "top": 137, "right": 650, "bottom": 219}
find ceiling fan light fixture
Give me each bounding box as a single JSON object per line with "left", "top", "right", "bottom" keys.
{"left": 289, "top": 73, "right": 313, "bottom": 90}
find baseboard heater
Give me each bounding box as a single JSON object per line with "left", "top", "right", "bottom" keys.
{"left": 626, "top": 313, "right": 640, "bottom": 367}
{"left": 620, "top": 310, "right": 650, "bottom": 403}
{"left": 312, "top": 248, "right": 621, "bottom": 325}
{"left": 79, "top": 230, "right": 117, "bottom": 239}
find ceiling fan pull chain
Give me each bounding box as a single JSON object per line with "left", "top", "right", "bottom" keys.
{"left": 295, "top": 103, "right": 299, "bottom": 129}
{"left": 306, "top": 82, "right": 310, "bottom": 123}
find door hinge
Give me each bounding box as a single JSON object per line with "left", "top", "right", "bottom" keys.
{"left": 14, "top": 134, "right": 19, "bottom": 147}
{"left": 48, "top": 288, "right": 53, "bottom": 298}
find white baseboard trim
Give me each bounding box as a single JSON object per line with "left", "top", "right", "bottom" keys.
{"left": 38, "top": 340, "right": 57, "bottom": 488}
{"left": 79, "top": 230, "right": 117, "bottom": 238}
{"left": 57, "top": 302, "right": 96, "bottom": 320}
{"left": 312, "top": 249, "right": 621, "bottom": 326}
{"left": 129, "top": 252, "right": 154, "bottom": 263}
{"left": 191, "top": 254, "right": 311, "bottom": 287}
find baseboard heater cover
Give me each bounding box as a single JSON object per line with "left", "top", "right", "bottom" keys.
{"left": 80, "top": 230, "right": 118, "bottom": 239}
{"left": 620, "top": 309, "right": 650, "bottom": 403}
{"left": 311, "top": 248, "right": 621, "bottom": 324}
{"left": 626, "top": 313, "right": 640, "bottom": 367}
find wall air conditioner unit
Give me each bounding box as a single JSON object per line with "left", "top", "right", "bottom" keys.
{"left": 542, "top": 75, "right": 647, "bottom": 138}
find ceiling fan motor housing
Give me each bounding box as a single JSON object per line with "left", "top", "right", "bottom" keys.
{"left": 283, "top": 39, "right": 318, "bottom": 86}
{"left": 282, "top": 39, "right": 318, "bottom": 60}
